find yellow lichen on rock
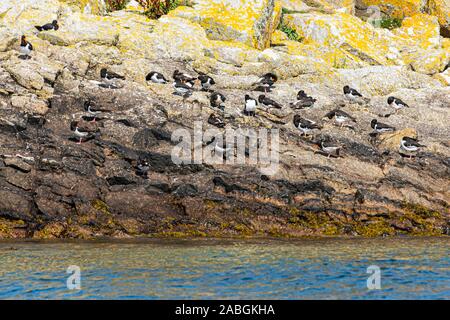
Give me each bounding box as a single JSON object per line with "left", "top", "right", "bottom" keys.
{"left": 394, "top": 14, "right": 441, "bottom": 50}
{"left": 204, "top": 40, "right": 260, "bottom": 66}
{"left": 58, "top": 0, "right": 107, "bottom": 15}
{"left": 169, "top": 0, "right": 282, "bottom": 50}
{"left": 282, "top": 0, "right": 355, "bottom": 13}
{"left": 394, "top": 14, "right": 449, "bottom": 75}
{"left": 428, "top": 0, "right": 450, "bottom": 36}
{"left": 284, "top": 12, "right": 393, "bottom": 66}
{"left": 357, "top": 0, "right": 426, "bottom": 19}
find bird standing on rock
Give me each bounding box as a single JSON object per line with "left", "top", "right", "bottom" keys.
{"left": 35, "top": 20, "right": 59, "bottom": 31}
{"left": 324, "top": 109, "right": 356, "bottom": 127}
{"left": 293, "top": 115, "right": 320, "bottom": 138}
{"left": 84, "top": 100, "right": 112, "bottom": 122}
{"left": 400, "top": 137, "right": 425, "bottom": 158}
{"left": 98, "top": 68, "right": 125, "bottom": 89}
{"left": 146, "top": 71, "right": 168, "bottom": 84}
{"left": 135, "top": 159, "right": 150, "bottom": 179}
{"left": 173, "top": 70, "right": 196, "bottom": 86}
{"left": 317, "top": 138, "right": 343, "bottom": 158}
{"left": 70, "top": 121, "right": 90, "bottom": 144}
{"left": 198, "top": 74, "right": 215, "bottom": 91}
{"left": 244, "top": 95, "right": 258, "bottom": 116}
{"left": 173, "top": 81, "right": 193, "bottom": 98}
{"left": 258, "top": 95, "right": 282, "bottom": 109}
{"left": 388, "top": 96, "right": 409, "bottom": 110}
{"left": 371, "top": 119, "right": 395, "bottom": 133}
{"left": 19, "top": 35, "right": 33, "bottom": 59}
{"left": 100, "top": 68, "right": 125, "bottom": 81}
{"left": 291, "top": 90, "right": 316, "bottom": 109}
{"left": 253, "top": 73, "right": 277, "bottom": 92}
{"left": 343, "top": 85, "right": 363, "bottom": 100}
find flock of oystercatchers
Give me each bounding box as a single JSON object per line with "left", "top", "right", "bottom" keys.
{"left": 18, "top": 19, "right": 425, "bottom": 160}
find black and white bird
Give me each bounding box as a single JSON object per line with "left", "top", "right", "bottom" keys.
{"left": 198, "top": 74, "right": 215, "bottom": 91}
{"left": 204, "top": 136, "right": 233, "bottom": 159}
{"left": 244, "top": 95, "right": 258, "bottom": 116}
{"left": 146, "top": 71, "right": 168, "bottom": 84}
{"left": 100, "top": 68, "right": 125, "bottom": 82}
{"left": 173, "top": 81, "right": 193, "bottom": 98}
{"left": 19, "top": 35, "right": 33, "bottom": 59}
{"left": 84, "top": 100, "right": 112, "bottom": 122}
{"left": 210, "top": 92, "right": 226, "bottom": 110}
{"left": 35, "top": 20, "right": 59, "bottom": 31}
{"left": 173, "top": 70, "right": 196, "bottom": 85}
{"left": 400, "top": 137, "right": 425, "bottom": 158}
{"left": 388, "top": 96, "right": 409, "bottom": 110}
{"left": 253, "top": 73, "right": 277, "bottom": 92}
{"left": 258, "top": 95, "right": 282, "bottom": 109}
{"left": 293, "top": 115, "right": 320, "bottom": 137}
{"left": 343, "top": 85, "right": 363, "bottom": 101}
{"left": 324, "top": 109, "right": 356, "bottom": 127}
{"left": 371, "top": 119, "right": 395, "bottom": 133}
{"left": 208, "top": 113, "right": 225, "bottom": 128}
{"left": 135, "top": 159, "right": 150, "bottom": 179}
{"left": 318, "top": 138, "right": 343, "bottom": 158}
{"left": 70, "top": 121, "right": 90, "bottom": 144}
{"left": 291, "top": 90, "right": 316, "bottom": 109}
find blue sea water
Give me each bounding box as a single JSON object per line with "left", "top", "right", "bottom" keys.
{"left": 0, "top": 237, "right": 448, "bottom": 299}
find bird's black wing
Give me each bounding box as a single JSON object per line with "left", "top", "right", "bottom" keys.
{"left": 110, "top": 71, "right": 125, "bottom": 80}
{"left": 324, "top": 110, "right": 337, "bottom": 119}
{"left": 396, "top": 98, "right": 409, "bottom": 107}
{"left": 337, "top": 110, "right": 356, "bottom": 121}
{"left": 377, "top": 122, "right": 395, "bottom": 130}
{"left": 198, "top": 75, "right": 209, "bottom": 82}
{"left": 42, "top": 23, "right": 54, "bottom": 30}
{"left": 403, "top": 137, "right": 424, "bottom": 147}
{"left": 266, "top": 98, "right": 282, "bottom": 108}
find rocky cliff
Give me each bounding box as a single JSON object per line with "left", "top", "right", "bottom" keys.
{"left": 0, "top": 0, "right": 449, "bottom": 239}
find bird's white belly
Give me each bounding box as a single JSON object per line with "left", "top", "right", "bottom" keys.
{"left": 246, "top": 102, "right": 256, "bottom": 112}
{"left": 323, "top": 146, "right": 338, "bottom": 153}
{"left": 335, "top": 116, "right": 346, "bottom": 123}
{"left": 298, "top": 126, "right": 311, "bottom": 134}
{"left": 393, "top": 102, "right": 404, "bottom": 109}
{"left": 401, "top": 141, "right": 418, "bottom": 152}
{"left": 175, "top": 86, "right": 189, "bottom": 94}
{"left": 20, "top": 46, "right": 31, "bottom": 55}
{"left": 75, "top": 129, "right": 88, "bottom": 137}
{"left": 152, "top": 74, "right": 164, "bottom": 83}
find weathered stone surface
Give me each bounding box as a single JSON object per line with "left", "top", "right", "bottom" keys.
{"left": 10, "top": 94, "right": 49, "bottom": 115}
{"left": 58, "top": 0, "right": 107, "bottom": 15}
{"left": 357, "top": 0, "right": 450, "bottom": 37}
{"left": 169, "top": 0, "right": 282, "bottom": 50}
{"left": 0, "top": 0, "right": 448, "bottom": 239}
{"left": 428, "top": 0, "right": 450, "bottom": 37}
{"left": 356, "top": 0, "right": 427, "bottom": 18}
{"left": 283, "top": 12, "right": 449, "bottom": 75}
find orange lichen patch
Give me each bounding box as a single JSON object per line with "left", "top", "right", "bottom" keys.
{"left": 169, "top": 0, "right": 282, "bottom": 50}
{"left": 394, "top": 14, "right": 441, "bottom": 50}
{"left": 284, "top": 12, "right": 393, "bottom": 66}
{"left": 358, "top": 0, "right": 426, "bottom": 19}
{"left": 424, "top": 0, "right": 450, "bottom": 35}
